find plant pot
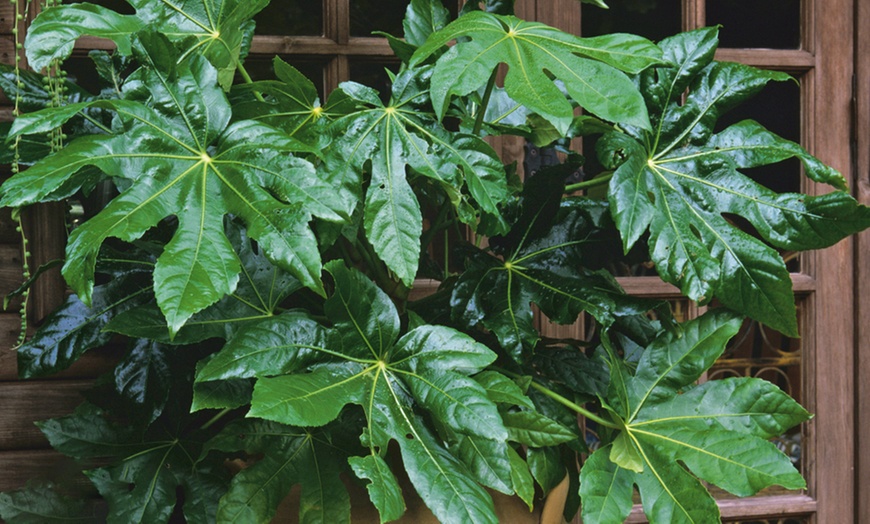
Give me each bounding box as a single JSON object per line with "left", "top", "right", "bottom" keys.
{"left": 272, "top": 473, "right": 571, "bottom": 524}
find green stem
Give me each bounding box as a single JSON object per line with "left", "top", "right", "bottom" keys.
{"left": 200, "top": 408, "right": 231, "bottom": 431}
{"left": 80, "top": 112, "right": 113, "bottom": 134}
{"left": 528, "top": 381, "right": 618, "bottom": 429}
{"left": 495, "top": 367, "right": 619, "bottom": 430}
{"left": 443, "top": 226, "right": 450, "bottom": 281}
{"left": 564, "top": 171, "right": 614, "bottom": 193}
{"left": 354, "top": 237, "right": 408, "bottom": 304}
{"left": 472, "top": 68, "right": 499, "bottom": 136}
{"left": 235, "top": 60, "right": 266, "bottom": 103}
{"left": 419, "top": 200, "right": 452, "bottom": 255}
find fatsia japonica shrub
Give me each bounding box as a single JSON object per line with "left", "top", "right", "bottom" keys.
{"left": 0, "top": 0, "right": 867, "bottom": 523}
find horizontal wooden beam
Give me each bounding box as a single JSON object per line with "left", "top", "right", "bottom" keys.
{"left": 714, "top": 48, "right": 815, "bottom": 70}
{"left": 625, "top": 494, "right": 816, "bottom": 522}
{"left": 75, "top": 35, "right": 397, "bottom": 58}
{"left": 0, "top": 380, "right": 91, "bottom": 450}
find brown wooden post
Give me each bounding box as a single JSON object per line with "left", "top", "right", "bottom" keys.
{"left": 853, "top": 0, "right": 870, "bottom": 520}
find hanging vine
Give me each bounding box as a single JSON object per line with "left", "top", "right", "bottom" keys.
{"left": 8, "top": 0, "right": 31, "bottom": 348}
{"left": 6, "top": 0, "right": 66, "bottom": 347}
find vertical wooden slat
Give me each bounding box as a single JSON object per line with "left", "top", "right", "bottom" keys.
{"left": 853, "top": 0, "right": 870, "bottom": 520}
{"left": 684, "top": 0, "right": 703, "bottom": 30}
{"left": 806, "top": 0, "right": 855, "bottom": 522}
{"left": 20, "top": 203, "right": 67, "bottom": 323}
{"left": 534, "top": 0, "right": 579, "bottom": 31}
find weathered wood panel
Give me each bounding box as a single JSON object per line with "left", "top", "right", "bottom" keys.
{"left": 0, "top": 317, "right": 121, "bottom": 380}
{"left": 0, "top": 34, "right": 13, "bottom": 66}
{"left": 20, "top": 203, "right": 67, "bottom": 323}
{"left": 0, "top": 380, "right": 90, "bottom": 450}
{"left": 806, "top": 2, "right": 856, "bottom": 522}
{"left": 0, "top": 2, "right": 13, "bottom": 34}
{"left": 0, "top": 449, "right": 93, "bottom": 493}
{"left": 0, "top": 207, "right": 21, "bottom": 244}
{"left": 854, "top": 0, "right": 870, "bottom": 521}
{"left": 0, "top": 244, "right": 23, "bottom": 313}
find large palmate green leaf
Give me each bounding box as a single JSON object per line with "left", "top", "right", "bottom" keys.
{"left": 26, "top": 0, "right": 267, "bottom": 87}
{"left": 37, "top": 403, "right": 229, "bottom": 524}
{"left": 230, "top": 58, "right": 357, "bottom": 150}
{"left": 2, "top": 33, "right": 346, "bottom": 335}
{"left": 450, "top": 170, "right": 665, "bottom": 361}
{"left": 579, "top": 309, "right": 811, "bottom": 523}
{"left": 323, "top": 72, "right": 511, "bottom": 285}
{"left": 16, "top": 273, "right": 151, "bottom": 379}
{"left": 410, "top": 11, "right": 662, "bottom": 133}
{"left": 105, "top": 219, "right": 301, "bottom": 344}
{"left": 349, "top": 454, "right": 406, "bottom": 523}
{"left": 198, "top": 261, "right": 529, "bottom": 523}
{"left": 110, "top": 340, "right": 173, "bottom": 425}
{"left": 202, "top": 419, "right": 350, "bottom": 524}
{"left": 0, "top": 481, "right": 101, "bottom": 524}
{"left": 403, "top": 0, "right": 451, "bottom": 47}
{"left": 603, "top": 27, "right": 870, "bottom": 336}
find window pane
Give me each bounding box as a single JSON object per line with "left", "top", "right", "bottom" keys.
{"left": 707, "top": 0, "right": 801, "bottom": 49}
{"left": 581, "top": 1, "right": 680, "bottom": 42}
{"left": 63, "top": 55, "right": 109, "bottom": 96}
{"left": 350, "top": 0, "right": 406, "bottom": 37}
{"left": 66, "top": 0, "right": 133, "bottom": 14}
{"left": 715, "top": 74, "right": 802, "bottom": 195}
{"left": 349, "top": 60, "right": 400, "bottom": 103}
{"left": 253, "top": 1, "right": 323, "bottom": 36}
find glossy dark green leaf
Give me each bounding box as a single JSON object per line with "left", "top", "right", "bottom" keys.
{"left": 238, "top": 262, "right": 502, "bottom": 523}
{"left": 106, "top": 221, "right": 301, "bottom": 344}
{"left": 507, "top": 446, "right": 535, "bottom": 510}
{"left": 38, "top": 402, "right": 212, "bottom": 524}
{"left": 0, "top": 482, "right": 101, "bottom": 524}
{"left": 17, "top": 274, "right": 151, "bottom": 379}
{"left": 404, "top": 0, "right": 451, "bottom": 46}
{"left": 250, "top": 363, "right": 369, "bottom": 427}
{"left": 0, "top": 64, "right": 91, "bottom": 113}
{"left": 531, "top": 348, "right": 609, "bottom": 398}
{"left": 633, "top": 446, "right": 720, "bottom": 524}
{"left": 451, "top": 171, "right": 664, "bottom": 360}
{"left": 230, "top": 58, "right": 347, "bottom": 148}
{"left": 474, "top": 370, "right": 535, "bottom": 408}
{"left": 324, "top": 75, "right": 510, "bottom": 284}
{"left": 449, "top": 433, "right": 513, "bottom": 494}
{"left": 2, "top": 35, "right": 345, "bottom": 335}
{"left": 628, "top": 309, "right": 743, "bottom": 411}
{"left": 502, "top": 410, "right": 576, "bottom": 447}
{"left": 604, "top": 27, "right": 870, "bottom": 335}
{"left": 582, "top": 310, "right": 811, "bottom": 523}
{"left": 391, "top": 324, "right": 495, "bottom": 374}
{"left": 191, "top": 377, "right": 252, "bottom": 412}
{"left": 111, "top": 340, "right": 172, "bottom": 425}
{"left": 196, "top": 311, "right": 334, "bottom": 382}
{"left": 24, "top": 3, "right": 143, "bottom": 72}
{"left": 579, "top": 447, "right": 633, "bottom": 524}
{"left": 411, "top": 11, "right": 661, "bottom": 133}
{"left": 180, "top": 462, "right": 233, "bottom": 524}
{"left": 526, "top": 446, "right": 565, "bottom": 495}
{"left": 325, "top": 259, "right": 401, "bottom": 359}
{"left": 349, "top": 454, "right": 406, "bottom": 523}
{"left": 204, "top": 419, "right": 350, "bottom": 524}
{"left": 36, "top": 403, "right": 142, "bottom": 461}
{"left": 26, "top": 0, "right": 268, "bottom": 88}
